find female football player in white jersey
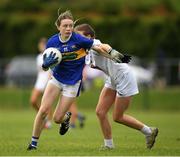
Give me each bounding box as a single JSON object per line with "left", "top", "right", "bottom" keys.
{"left": 27, "top": 10, "right": 128, "bottom": 150}
{"left": 74, "top": 24, "right": 158, "bottom": 150}
{"left": 30, "top": 37, "right": 52, "bottom": 129}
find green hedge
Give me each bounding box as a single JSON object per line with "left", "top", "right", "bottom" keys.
{"left": 0, "top": 0, "right": 180, "bottom": 58}
{"left": 94, "top": 16, "right": 180, "bottom": 58}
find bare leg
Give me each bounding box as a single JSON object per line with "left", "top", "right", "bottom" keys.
{"left": 30, "top": 88, "right": 53, "bottom": 129}
{"left": 69, "top": 101, "right": 78, "bottom": 127}
{"left": 113, "top": 96, "right": 144, "bottom": 130}
{"left": 32, "top": 83, "right": 60, "bottom": 137}
{"left": 96, "top": 87, "right": 116, "bottom": 139}
{"left": 53, "top": 95, "right": 76, "bottom": 124}
{"left": 30, "top": 89, "right": 42, "bottom": 111}
{"left": 113, "top": 95, "right": 159, "bottom": 149}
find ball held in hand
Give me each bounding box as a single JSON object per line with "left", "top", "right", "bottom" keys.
{"left": 42, "top": 47, "right": 62, "bottom": 70}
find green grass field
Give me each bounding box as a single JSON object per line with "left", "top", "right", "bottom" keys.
{"left": 0, "top": 86, "right": 180, "bottom": 110}
{"left": 0, "top": 86, "right": 180, "bottom": 156}
{"left": 0, "top": 109, "right": 180, "bottom": 156}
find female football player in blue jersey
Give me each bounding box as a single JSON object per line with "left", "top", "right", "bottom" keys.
{"left": 27, "top": 10, "right": 130, "bottom": 150}
{"left": 74, "top": 24, "right": 158, "bottom": 150}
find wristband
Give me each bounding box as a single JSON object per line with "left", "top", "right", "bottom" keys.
{"left": 107, "top": 48, "right": 113, "bottom": 54}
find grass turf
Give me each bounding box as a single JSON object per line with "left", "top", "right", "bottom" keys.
{"left": 0, "top": 109, "right": 180, "bottom": 156}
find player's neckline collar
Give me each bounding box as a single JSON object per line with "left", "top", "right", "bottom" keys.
{"left": 58, "top": 33, "right": 72, "bottom": 43}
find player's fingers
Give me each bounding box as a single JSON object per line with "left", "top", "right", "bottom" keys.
{"left": 53, "top": 57, "right": 58, "bottom": 63}
{"left": 50, "top": 51, "right": 53, "bottom": 57}
{"left": 52, "top": 52, "right": 56, "bottom": 58}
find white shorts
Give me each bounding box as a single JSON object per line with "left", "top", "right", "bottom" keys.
{"left": 104, "top": 70, "right": 139, "bottom": 97}
{"left": 48, "top": 77, "right": 82, "bottom": 98}
{"left": 34, "top": 73, "right": 49, "bottom": 91}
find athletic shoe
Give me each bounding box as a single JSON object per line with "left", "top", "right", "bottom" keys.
{"left": 146, "top": 127, "right": 159, "bottom": 149}
{"left": 78, "top": 115, "right": 86, "bottom": 128}
{"left": 59, "top": 112, "right": 71, "bottom": 135}
{"left": 27, "top": 144, "right": 37, "bottom": 151}
{"left": 99, "top": 145, "right": 114, "bottom": 151}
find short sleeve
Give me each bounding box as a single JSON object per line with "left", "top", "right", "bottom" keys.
{"left": 75, "top": 33, "right": 94, "bottom": 50}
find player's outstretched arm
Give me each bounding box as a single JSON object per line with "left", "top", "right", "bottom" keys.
{"left": 92, "top": 44, "right": 132, "bottom": 63}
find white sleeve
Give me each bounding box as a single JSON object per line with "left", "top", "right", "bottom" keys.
{"left": 85, "top": 39, "right": 102, "bottom": 65}
{"left": 92, "top": 39, "right": 102, "bottom": 46}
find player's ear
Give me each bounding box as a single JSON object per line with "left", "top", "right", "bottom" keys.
{"left": 57, "top": 26, "right": 60, "bottom": 31}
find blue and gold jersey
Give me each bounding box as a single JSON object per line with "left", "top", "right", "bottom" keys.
{"left": 46, "top": 32, "right": 93, "bottom": 85}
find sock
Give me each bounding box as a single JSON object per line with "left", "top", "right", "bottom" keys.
{"left": 44, "top": 120, "right": 52, "bottom": 129}
{"left": 77, "top": 113, "right": 85, "bottom": 128}
{"left": 104, "top": 139, "right": 114, "bottom": 148}
{"left": 31, "top": 136, "right": 39, "bottom": 148}
{"left": 141, "top": 125, "right": 152, "bottom": 136}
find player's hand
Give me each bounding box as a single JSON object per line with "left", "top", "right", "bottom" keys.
{"left": 109, "top": 49, "right": 131, "bottom": 63}
{"left": 62, "top": 53, "right": 78, "bottom": 61}
{"left": 121, "top": 54, "right": 132, "bottom": 63}
{"left": 42, "top": 51, "right": 58, "bottom": 71}
{"left": 109, "top": 49, "right": 123, "bottom": 63}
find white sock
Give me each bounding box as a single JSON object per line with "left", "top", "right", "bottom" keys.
{"left": 141, "top": 125, "right": 152, "bottom": 136}
{"left": 104, "top": 139, "right": 114, "bottom": 148}
{"left": 45, "top": 120, "right": 52, "bottom": 129}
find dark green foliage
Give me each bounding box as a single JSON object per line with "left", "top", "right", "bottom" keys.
{"left": 0, "top": 0, "right": 180, "bottom": 58}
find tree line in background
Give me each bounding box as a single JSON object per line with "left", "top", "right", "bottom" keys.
{"left": 0, "top": 0, "right": 180, "bottom": 59}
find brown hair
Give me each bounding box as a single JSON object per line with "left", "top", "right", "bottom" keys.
{"left": 55, "top": 10, "right": 74, "bottom": 28}
{"left": 74, "top": 23, "right": 95, "bottom": 38}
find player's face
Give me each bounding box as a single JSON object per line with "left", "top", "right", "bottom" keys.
{"left": 58, "top": 19, "right": 74, "bottom": 40}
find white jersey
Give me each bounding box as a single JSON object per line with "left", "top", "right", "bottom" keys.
{"left": 34, "top": 53, "right": 50, "bottom": 91}
{"left": 86, "top": 39, "right": 139, "bottom": 97}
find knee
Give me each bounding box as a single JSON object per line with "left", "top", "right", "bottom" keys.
{"left": 96, "top": 108, "right": 106, "bottom": 119}
{"left": 113, "top": 113, "right": 123, "bottom": 123}
{"left": 39, "top": 106, "right": 50, "bottom": 119}
{"left": 30, "top": 97, "right": 38, "bottom": 108}
{"left": 53, "top": 116, "right": 60, "bottom": 124}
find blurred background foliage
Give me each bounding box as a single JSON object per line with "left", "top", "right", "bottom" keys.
{"left": 0, "top": 0, "right": 180, "bottom": 58}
